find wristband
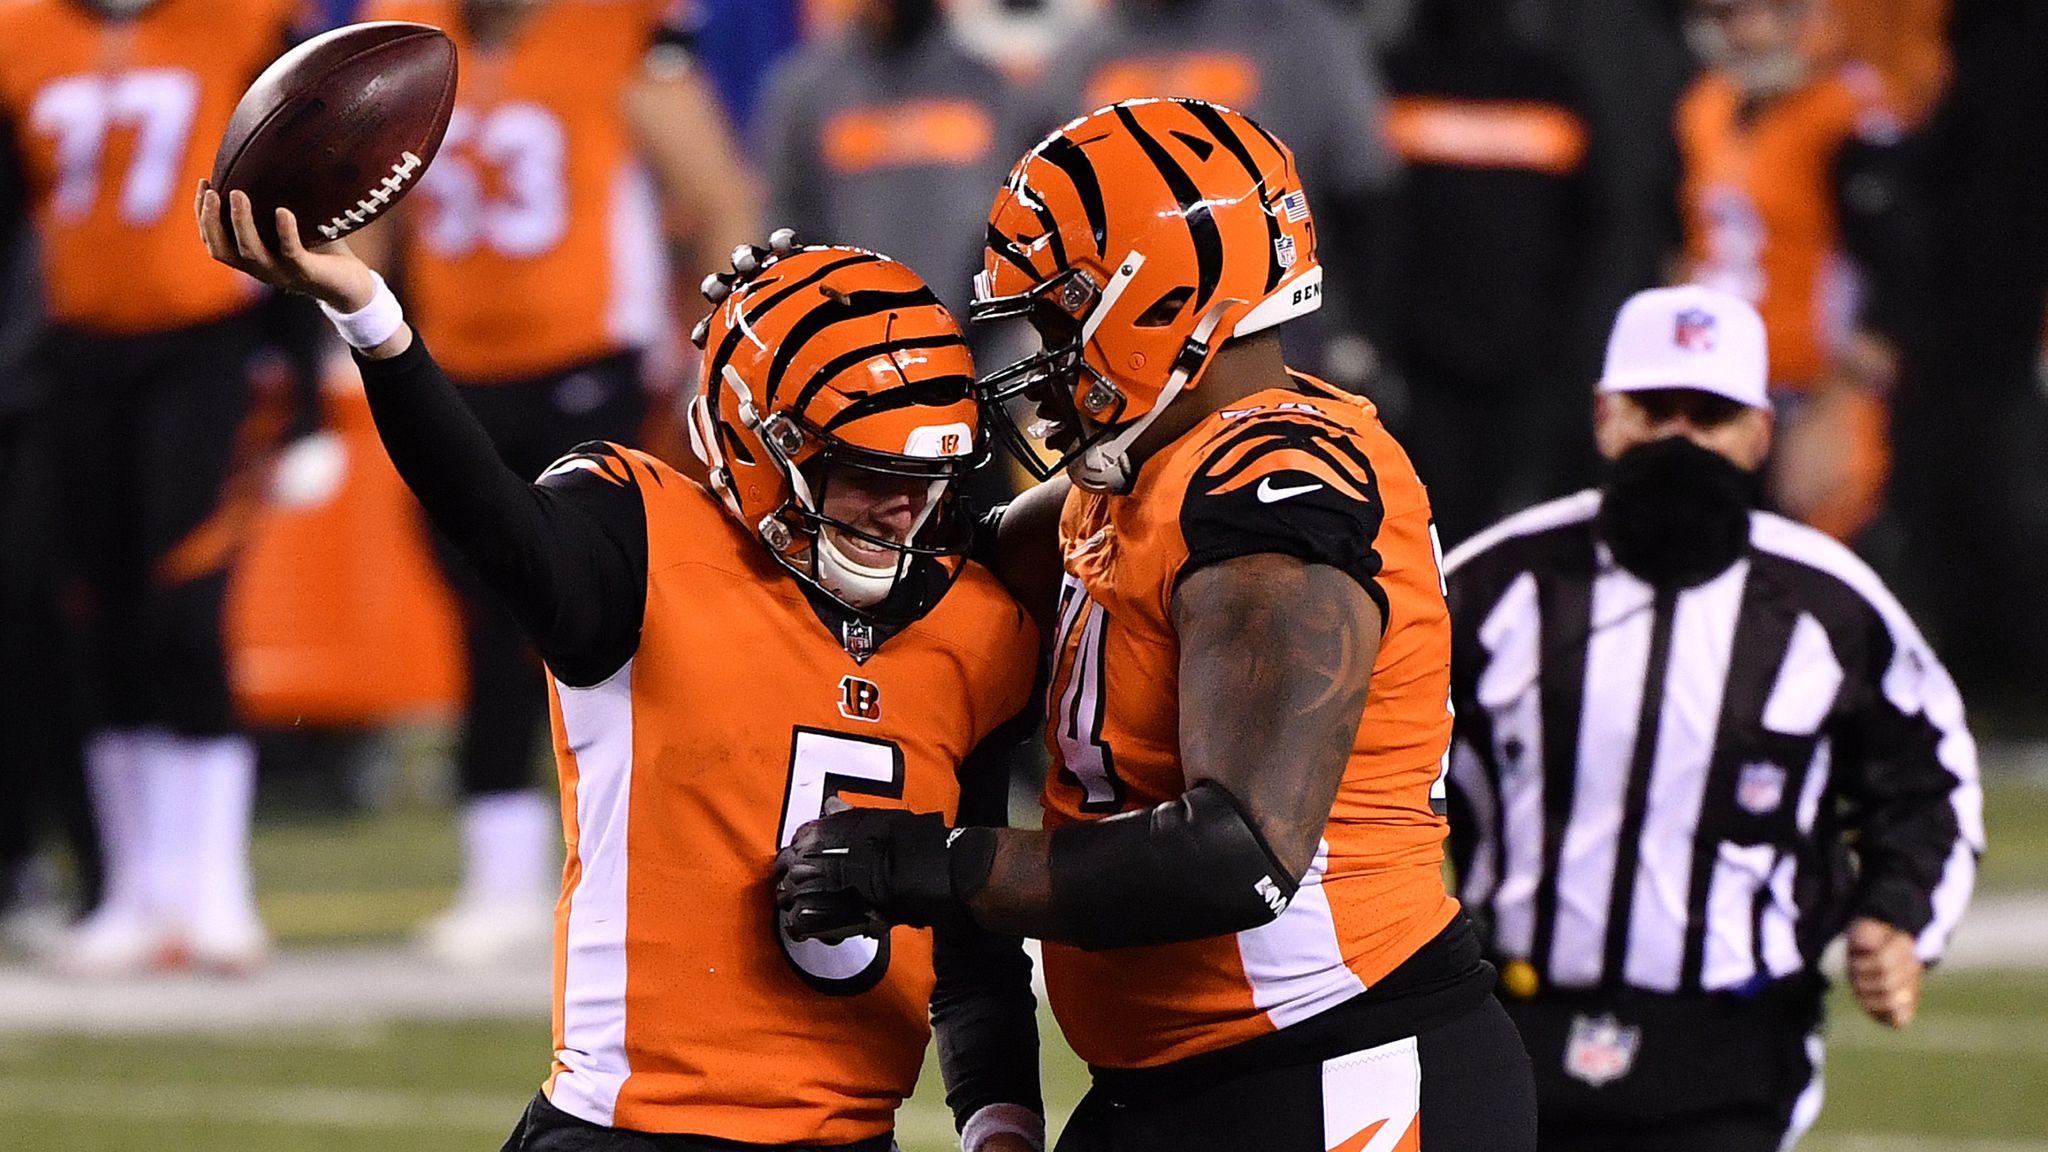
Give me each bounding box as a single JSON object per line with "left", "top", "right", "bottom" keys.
{"left": 960, "top": 1103, "right": 1045, "bottom": 1152}
{"left": 318, "top": 271, "right": 404, "bottom": 350}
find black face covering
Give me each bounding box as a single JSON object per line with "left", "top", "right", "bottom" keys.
{"left": 1597, "top": 436, "right": 1757, "bottom": 588}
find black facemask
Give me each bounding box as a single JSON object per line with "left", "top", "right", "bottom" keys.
{"left": 1597, "top": 436, "right": 1757, "bottom": 588}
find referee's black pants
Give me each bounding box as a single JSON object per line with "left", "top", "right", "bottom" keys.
{"left": 1504, "top": 978, "right": 1825, "bottom": 1152}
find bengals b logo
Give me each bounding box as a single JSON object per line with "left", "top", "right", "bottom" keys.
{"left": 838, "top": 675, "right": 882, "bottom": 723}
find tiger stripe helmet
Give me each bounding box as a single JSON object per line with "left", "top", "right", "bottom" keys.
{"left": 687, "top": 243, "right": 982, "bottom": 623}
{"left": 972, "top": 98, "right": 1323, "bottom": 492}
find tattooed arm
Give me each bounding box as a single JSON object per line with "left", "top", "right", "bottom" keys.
{"left": 960, "top": 553, "right": 1379, "bottom": 941}
{"left": 1172, "top": 554, "right": 1380, "bottom": 878}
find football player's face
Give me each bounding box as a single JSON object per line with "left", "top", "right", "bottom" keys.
{"left": 818, "top": 469, "right": 935, "bottom": 562}
{"left": 1595, "top": 389, "right": 1773, "bottom": 472}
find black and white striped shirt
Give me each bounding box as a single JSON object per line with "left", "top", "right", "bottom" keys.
{"left": 1443, "top": 491, "right": 1982, "bottom": 996}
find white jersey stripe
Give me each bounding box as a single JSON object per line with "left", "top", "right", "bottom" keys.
{"left": 1474, "top": 572, "right": 1544, "bottom": 960}
{"left": 1550, "top": 566, "right": 1654, "bottom": 986}
{"left": 1701, "top": 841, "right": 1773, "bottom": 990}
{"left": 1762, "top": 613, "right": 1843, "bottom": 737}
{"left": 547, "top": 662, "right": 636, "bottom": 1127}
{"left": 1625, "top": 560, "right": 1748, "bottom": 992}
{"left": 1238, "top": 840, "right": 1368, "bottom": 1030}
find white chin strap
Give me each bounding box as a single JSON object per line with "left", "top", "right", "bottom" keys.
{"left": 815, "top": 532, "right": 900, "bottom": 608}
{"left": 1070, "top": 299, "right": 1234, "bottom": 494}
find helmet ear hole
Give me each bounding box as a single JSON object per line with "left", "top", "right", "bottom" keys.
{"left": 1135, "top": 286, "right": 1193, "bottom": 329}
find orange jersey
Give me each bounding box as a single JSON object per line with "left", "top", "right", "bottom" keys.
{"left": 0, "top": 0, "right": 299, "bottom": 332}
{"left": 541, "top": 446, "right": 1037, "bottom": 1141}
{"left": 365, "top": 0, "right": 674, "bottom": 382}
{"left": 1040, "top": 375, "right": 1459, "bottom": 1069}
{"left": 1678, "top": 64, "right": 1899, "bottom": 392}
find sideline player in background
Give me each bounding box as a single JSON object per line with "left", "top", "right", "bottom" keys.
{"left": 780, "top": 99, "right": 1536, "bottom": 1151}
{"left": 0, "top": 0, "right": 329, "bottom": 975}
{"left": 1442, "top": 285, "right": 1980, "bottom": 1151}
{"left": 1678, "top": 0, "right": 1926, "bottom": 541}
{"left": 349, "top": 0, "right": 758, "bottom": 965}
{"left": 201, "top": 187, "right": 1045, "bottom": 1151}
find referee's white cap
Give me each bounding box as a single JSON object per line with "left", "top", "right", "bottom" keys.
{"left": 1598, "top": 284, "right": 1771, "bottom": 411}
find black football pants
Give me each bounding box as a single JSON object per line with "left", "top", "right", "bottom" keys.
{"left": 1056, "top": 994, "right": 1538, "bottom": 1152}
{"left": 43, "top": 312, "right": 268, "bottom": 736}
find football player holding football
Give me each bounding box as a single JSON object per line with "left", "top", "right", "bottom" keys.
{"left": 347, "top": 0, "right": 759, "bottom": 966}
{"left": 778, "top": 99, "right": 1538, "bottom": 1151}
{"left": 198, "top": 187, "right": 1043, "bottom": 1152}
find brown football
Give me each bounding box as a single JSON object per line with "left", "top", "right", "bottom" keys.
{"left": 211, "top": 22, "right": 457, "bottom": 251}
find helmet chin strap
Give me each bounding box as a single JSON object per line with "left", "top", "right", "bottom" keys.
{"left": 1070, "top": 300, "right": 1234, "bottom": 494}
{"left": 815, "top": 531, "right": 898, "bottom": 608}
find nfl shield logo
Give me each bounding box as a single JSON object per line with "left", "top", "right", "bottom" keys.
{"left": 1275, "top": 235, "right": 1298, "bottom": 269}
{"left": 1674, "top": 308, "right": 1717, "bottom": 352}
{"left": 1564, "top": 1013, "right": 1641, "bottom": 1087}
{"left": 1737, "top": 761, "right": 1788, "bottom": 815}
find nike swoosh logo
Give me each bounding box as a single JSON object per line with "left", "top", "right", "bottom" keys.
{"left": 1257, "top": 477, "right": 1324, "bottom": 503}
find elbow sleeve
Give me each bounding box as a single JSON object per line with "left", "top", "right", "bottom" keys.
{"left": 1048, "top": 781, "right": 1299, "bottom": 951}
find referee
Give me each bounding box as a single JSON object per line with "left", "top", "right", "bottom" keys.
{"left": 1443, "top": 285, "right": 1983, "bottom": 1151}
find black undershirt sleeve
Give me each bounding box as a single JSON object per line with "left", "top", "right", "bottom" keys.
{"left": 931, "top": 709, "right": 1044, "bottom": 1133}
{"left": 354, "top": 337, "right": 647, "bottom": 687}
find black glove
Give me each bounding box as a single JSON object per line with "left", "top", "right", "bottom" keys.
{"left": 774, "top": 807, "right": 993, "bottom": 944}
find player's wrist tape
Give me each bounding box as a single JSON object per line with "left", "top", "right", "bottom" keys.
{"left": 1048, "top": 780, "right": 1299, "bottom": 951}
{"left": 960, "top": 1102, "right": 1045, "bottom": 1152}
{"left": 319, "top": 271, "right": 404, "bottom": 350}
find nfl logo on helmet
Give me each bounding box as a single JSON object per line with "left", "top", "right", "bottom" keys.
{"left": 1673, "top": 307, "right": 1718, "bottom": 352}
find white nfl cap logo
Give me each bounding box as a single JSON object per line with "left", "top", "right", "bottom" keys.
{"left": 1599, "top": 284, "right": 1770, "bottom": 411}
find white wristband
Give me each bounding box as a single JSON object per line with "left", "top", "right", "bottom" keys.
{"left": 960, "top": 1103, "right": 1045, "bottom": 1152}
{"left": 319, "top": 271, "right": 404, "bottom": 350}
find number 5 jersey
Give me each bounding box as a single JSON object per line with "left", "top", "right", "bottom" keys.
{"left": 469, "top": 429, "right": 1038, "bottom": 1141}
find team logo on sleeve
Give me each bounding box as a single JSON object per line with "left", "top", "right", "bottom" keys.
{"left": 838, "top": 675, "right": 883, "bottom": 723}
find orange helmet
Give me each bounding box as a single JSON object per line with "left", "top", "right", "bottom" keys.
{"left": 687, "top": 237, "right": 982, "bottom": 624}
{"left": 971, "top": 98, "right": 1323, "bottom": 492}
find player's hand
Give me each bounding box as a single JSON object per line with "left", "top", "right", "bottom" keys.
{"left": 1847, "top": 916, "right": 1922, "bottom": 1028}
{"left": 773, "top": 807, "right": 957, "bottom": 943}
{"left": 195, "top": 181, "right": 378, "bottom": 313}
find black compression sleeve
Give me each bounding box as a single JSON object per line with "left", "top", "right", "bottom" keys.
{"left": 1047, "top": 781, "right": 1299, "bottom": 952}
{"left": 355, "top": 338, "right": 647, "bottom": 685}
{"left": 931, "top": 721, "right": 1043, "bottom": 1132}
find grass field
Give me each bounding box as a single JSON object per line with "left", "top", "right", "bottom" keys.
{"left": 1, "top": 773, "right": 2042, "bottom": 1150}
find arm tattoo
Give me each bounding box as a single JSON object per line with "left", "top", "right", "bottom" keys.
{"left": 1174, "top": 555, "right": 1382, "bottom": 880}
{"left": 963, "top": 554, "right": 1380, "bottom": 937}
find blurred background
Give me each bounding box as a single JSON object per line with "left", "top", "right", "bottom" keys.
{"left": 0, "top": 0, "right": 2043, "bottom": 1148}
